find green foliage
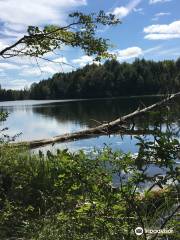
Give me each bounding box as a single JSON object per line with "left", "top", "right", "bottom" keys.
{"left": 0, "top": 87, "right": 28, "bottom": 101}
{"left": 0, "top": 112, "right": 21, "bottom": 142}
{"left": 25, "top": 11, "right": 119, "bottom": 60}
{"left": 0, "top": 11, "right": 120, "bottom": 60}
{"left": 0, "top": 58, "right": 179, "bottom": 101}
{"left": 0, "top": 112, "right": 8, "bottom": 143}
{"left": 0, "top": 112, "right": 8, "bottom": 122}
{"left": 0, "top": 133, "right": 179, "bottom": 239}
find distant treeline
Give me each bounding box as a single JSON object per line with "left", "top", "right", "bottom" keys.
{"left": 0, "top": 58, "right": 180, "bottom": 101}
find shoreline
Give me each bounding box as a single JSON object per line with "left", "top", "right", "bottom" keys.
{"left": 0, "top": 94, "right": 168, "bottom": 106}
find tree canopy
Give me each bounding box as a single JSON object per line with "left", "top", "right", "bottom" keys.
{"left": 0, "top": 11, "right": 120, "bottom": 60}
{"left": 0, "top": 58, "right": 180, "bottom": 101}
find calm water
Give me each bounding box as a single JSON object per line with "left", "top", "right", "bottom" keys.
{"left": 0, "top": 96, "right": 180, "bottom": 153}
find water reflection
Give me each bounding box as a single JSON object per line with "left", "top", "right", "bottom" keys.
{"left": 0, "top": 96, "right": 180, "bottom": 152}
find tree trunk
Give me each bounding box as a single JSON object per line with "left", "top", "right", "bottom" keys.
{"left": 12, "top": 92, "right": 180, "bottom": 148}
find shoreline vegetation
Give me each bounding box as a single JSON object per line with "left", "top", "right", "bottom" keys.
{"left": 0, "top": 93, "right": 169, "bottom": 104}
{"left": 0, "top": 92, "right": 179, "bottom": 239}
{"left": 0, "top": 58, "right": 180, "bottom": 102}
{"left": 0, "top": 134, "right": 179, "bottom": 239}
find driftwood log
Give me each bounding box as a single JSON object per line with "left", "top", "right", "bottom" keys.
{"left": 13, "top": 92, "right": 180, "bottom": 148}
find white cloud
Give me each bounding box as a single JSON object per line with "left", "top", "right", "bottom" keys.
{"left": 149, "top": 0, "right": 172, "bottom": 4}
{"left": 4, "top": 56, "right": 39, "bottom": 66}
{"left": 20, "top": 67, "right": 42, "bottom": 77}
{"left": 155, "top": 12, "right": 171, "bottom": 17}
{"left": 0, "top": 27, "right": 24, "bottom": 39}
{"left": 112, "top": 47, "right": 143, "bottom": 61}
{"left": 133, "top": 8, "right": 144, "bottom": 14}
{"left": 144, "top": 20, "right": 180, "bottom": 40}
{"left": 145, "top": 33, "right": 180, "bottom": 40}
{"left": 111, "top": 0, "right": 141, "bottom": 18}
{"left": 0, "top": 0, "right": 86, "bottom": 26}
{"left": 53, "top": 56, "right": 68, "bottom": 64}
{"left": 143, "top": 45, "right": 163, "bottom": 54}
{"left": 72, "top": 55, "right": 99, "bottom": 67}
{"left": 42, "top": 56, "right": 73, "bottom": 73}
{"left": 1, "top": 79, "right": 32, "bottom": 90}
{"left": 111, "top": 45, "right": 179, "bottom": 61}
{"left": 144, "top": 21, "right": 180, "bottom": 34}
{"left": 73, "top": 46, "right": 163, "bottom": 65}
{"left": 112, "top": 7, "right": 129, "bottom": 19}
{"left": 0, "top": 41, "right": 8, "bottom": 51}
{"left": 157, "top": 47, "right": 180, "bottom": 56}
{"left": 0, "top": 55, "right": 73, "bottom": 89}
{"left": 0, "top": 0, "right": 86, "bottom": 87}
{"left": 152, "top": 12, "right": 171, "bottom": 21}
{"left": 142, "top": 45, "right": 180, "bottom": 58}
{"left": 0, "top": 0, "right": 87, "bottom": 40}
{"left": 0, "top": 62, "right": 20, "bottom": 70}
{"left": 151, "top": 17, "right": 158, "bottom": 21}
{"left": 20, "top": 56, "right": 73, "bottom": 77}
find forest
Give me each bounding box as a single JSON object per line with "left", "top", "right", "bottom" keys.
{"left": 0, "top": 5, "right": 180, "bottom": 238}
{"left": 0, "top": 58, "right": 180, "bottom": 101}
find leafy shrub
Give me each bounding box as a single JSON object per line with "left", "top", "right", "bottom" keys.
{"left": 0, "top": 132, "right": 179, "bottom": 240}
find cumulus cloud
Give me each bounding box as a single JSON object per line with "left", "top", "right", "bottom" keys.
{"left": 0, "top": 62, "right": 20, "bottom": 70}
{"left": 145, "top": 33, "right": 180, "bottom": 40}
{"left": 111, "top": 0, "right": 141, "bottom": 18}
{"left": 144, "top": 20, "right": 180, "bottom": 40}
{"left": 73, "top": 46, "right": 172, "bottom": 65}
{"left": 111, "top": 45, "right": 176, "bottom": 61}
{"left": 113, "top": 47, "right": 143, "bottom": 61}
{"left": 72, "top": 55, "right": 99, "bottom": 67}
{"left": 0, "top": 0, "right": 86, "bottom": 26}
{"left": 112, "top": 7, "right": 129, "bottom": 18}
{"left": 0, "top": 0, "right": 87, "bottom": 39}
{"left": 149, "top": 0, "right": 172, "bottom": 4}
{"left": 73, "top": 46, "right": 159, "bottom": 66}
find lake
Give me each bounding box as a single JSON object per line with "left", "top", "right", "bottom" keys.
{"left": 0, "top": 96, "right": 180, "bottom": 154}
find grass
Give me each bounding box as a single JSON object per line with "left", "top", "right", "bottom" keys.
{"left": 0, "top": 139, "right": 179, "bottom": 239}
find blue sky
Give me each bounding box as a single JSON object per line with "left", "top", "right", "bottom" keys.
{"left": 0, "top": 0, "right": 179, "bottom": 90}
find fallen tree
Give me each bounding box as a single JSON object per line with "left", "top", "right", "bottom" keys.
{"left": 12, "top": 92, "right": 180, "bottom": 148}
